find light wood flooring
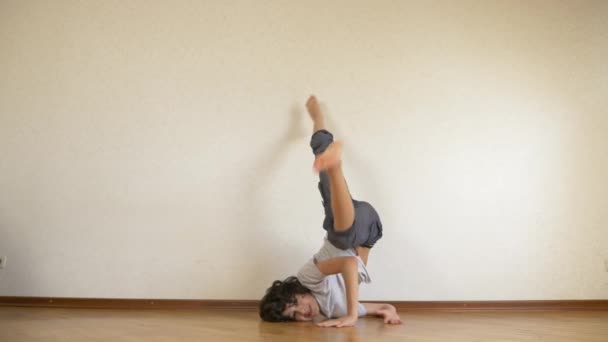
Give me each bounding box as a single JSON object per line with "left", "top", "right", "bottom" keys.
{"left": 1, "top": 307, "right": 607, "bottom": 341}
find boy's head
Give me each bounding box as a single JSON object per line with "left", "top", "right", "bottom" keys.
{"left": 259, "top": 276, "right": 321, "bottom": 322}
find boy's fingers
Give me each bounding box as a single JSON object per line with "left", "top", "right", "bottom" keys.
{"left": 317, "top": 320, "right": 337, "bottom": 327}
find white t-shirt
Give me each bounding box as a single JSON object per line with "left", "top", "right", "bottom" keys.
{"left": 296, "top": 238, "right": 371, "bottom": 319}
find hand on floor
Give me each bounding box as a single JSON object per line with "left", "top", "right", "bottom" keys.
{"left": 378, "top": 308, "right": 402, "bottom": 325}
{"left": 317, "top": 315, "right": 358, "bottom": 328}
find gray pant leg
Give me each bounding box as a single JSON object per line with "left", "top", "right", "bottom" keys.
{"left": 309, "top": 130, "right": 384, "bottom": 250}
{"left": 310, "top": 130, "right": 358, "bottom": 248}
{"left": 310, "top": 130, "right": 336, "bottom": 220}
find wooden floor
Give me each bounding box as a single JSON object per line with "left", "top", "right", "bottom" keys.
{"left": 1, "top": 307, "right": 607, "bottom": 341}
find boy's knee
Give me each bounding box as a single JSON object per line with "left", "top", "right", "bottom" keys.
{"left": 310, "top": 129, "right": 334, "bottom": 155}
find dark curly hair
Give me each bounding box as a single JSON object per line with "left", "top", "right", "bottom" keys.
{"left": 259, "top": 276, "right": 311, "bottom": 322}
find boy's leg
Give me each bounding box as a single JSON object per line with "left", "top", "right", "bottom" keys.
{"left": 325, "top": 152, "right": 355, "bottom": 231}
{"left": 307, "top": 96, "right": 381, "bottom": 253}
{"left": 306, "top": 95, "right": 325, "bottom": 134}
{"left": 307, "top": 95, "right": 355, "bottom": 232}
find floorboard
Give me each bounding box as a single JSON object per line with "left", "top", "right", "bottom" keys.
{"left": 1, "top": 307, "right": 607, "bottom": 341}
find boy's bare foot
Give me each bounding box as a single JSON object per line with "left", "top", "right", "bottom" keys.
{"left": 306, "top": 95, "right": 323, "bottom": 122}
{"left": 314, "top": 141, "right": 342, "bottom": 172}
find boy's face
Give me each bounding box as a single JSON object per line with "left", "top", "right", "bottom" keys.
{"left": 282, "top": 293, "right": 320, "bottom": 321}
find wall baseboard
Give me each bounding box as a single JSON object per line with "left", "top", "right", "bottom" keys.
{"left": 1, "top": 297, "right": 607, "bottom": 311}
{"left": 384, "top": 300, "right": 608, "bottom": 311}
{"left": 0, "top": 297, "right": 256, "bottom": 310}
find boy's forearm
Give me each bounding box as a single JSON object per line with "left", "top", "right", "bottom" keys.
{"left": 342, "top": 258, "right": 359, "bottom": 317}
{"left": 362, "top": 303, "right": 396, "bottom": 315}
{"left": 315, "top": 256, "right": 360, "bottom": 318}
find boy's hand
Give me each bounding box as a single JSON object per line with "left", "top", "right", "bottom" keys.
{"left": 377, "top": 308, "right": 402, "bottom": 325}
{"left": 317, "top": 315, "right": 358, "bottom": 328}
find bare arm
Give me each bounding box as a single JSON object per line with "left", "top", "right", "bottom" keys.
{"left": 314, "top": 256, "right": 360, "bottom": 327}
{"left": 362, "top": 303, "right": 403, "bottom": 325}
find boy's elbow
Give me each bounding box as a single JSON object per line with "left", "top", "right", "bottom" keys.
{"left": 344, "top": 256, "right": 358, "bottom": 270}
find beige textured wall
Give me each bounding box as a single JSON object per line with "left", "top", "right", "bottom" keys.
{"left": 1, "top": 0, "right": 607, "bottom": 300}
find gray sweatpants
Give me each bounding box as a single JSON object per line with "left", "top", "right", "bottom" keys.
{"left": 310, "top": 129, "right": 383, "bottom": 250}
